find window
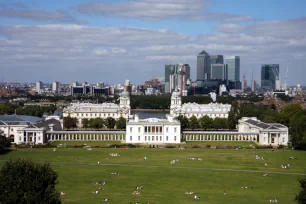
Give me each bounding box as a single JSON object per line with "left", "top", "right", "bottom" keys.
{"left": 108, "top": 114, "right": 110, "bottom": 116}
{"left": 174, "top": 127, "right": 177, "bottom": 133}
{"left": 38, "top": 137, "right": 40, "bottom": 141}
{"left": 148, "top": 126, "right": 151, "bottom": 132}
{"left": 138, "top": 136, "right": 140, "bottom": 141}
{"left": 152, "top": 136, "right": 155, "bottom": 141}
{"left": 95, "top": 114, "right": 96, "bottom": 116}
{"left": 77, "top": 114, "right": 79, "bottom": 116}
{"left": 282, "top": 138, "right": 285, "bottom": 142}
{"left": 145, "top": 136, "right": 147, "bottom": 141}
{"left": 90, "top": 114, "right": 92, "bottom": 116}
{"left": 174, "top": 136, "right": 177, "bottom": 141}
{"left": 81, "top": 114, "right": 83, "bottom": 116}
{"left": 160, "top": 127, "right": 162, "bottom": 133}
{"left": 145, "top": 126, "right": 147, "bottom": 133}
{"left": 19, "top": 137, "right": 21, "bottom": 141}
{"left": 113, "top": 114, "right": 114, "bottom": 117}
{"left": 160, "top": 136, "right": 162, "bottom": 141}
{"left": 130, "top": 136, "right": 132, "bottom": 141}
{"left": 104, "top": 114, "right": 106, "bottom": 117}
{"left": 34, "top": 132, "right": 36, "bottom": 136}
{"left": 166, "top": 136, "right": 168, "bottom": 141}
{"left": 130, "top": 127, "right": 133, "bottom": 133}
{"left": 86, "top": 114, "right": 88, "bottom": 116}
{"left": 148, "top": 136, "right": 150, "bottom": 141}
{"left": 138, "top": 127, "right": 141, "bottom": 133}
{"left": 152, "top": 126, "right": 155, "bottom": 133}
{"left": 11, "top": 128, "right": 13, "bottom": 131}
{"left": 166, "top": 127, "right": 169, "bottom": 133}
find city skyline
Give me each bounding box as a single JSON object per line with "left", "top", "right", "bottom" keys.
{"left": 1, "top": 0, "right": 306, "bottom": 85}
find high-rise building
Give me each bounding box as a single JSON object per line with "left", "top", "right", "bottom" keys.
{"left": 261, "top": 64, "right": 280, "bottom": 91}
{"left": 211, "top": 64, "right": 227, "bottom": 80}
{"left": 210, "top": 55, "right": 224, "bottom": 64}
{"left": 165, "top": 64, "right": 190, "bottom": 93}
{"left": 251, "top": 80, "right": 256, "bottom": 92}
{"left": 36, "top": 81, "right": 42, "bottom": 94}
{"left": 197, "top": 50, "right": 211, "bottom": 81}
{"left": 225, "top": 56, "right": 240, "bottom": 81}
{"left": 52, "top": 81, "right": 60, "bottom": 94}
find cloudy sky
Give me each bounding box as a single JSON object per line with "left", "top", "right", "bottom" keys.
{"left": 0, "top": 0, "right": 305, "bottom": 85}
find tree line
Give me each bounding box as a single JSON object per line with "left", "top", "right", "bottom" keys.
{"left": 175, "top": 115, "right": 229, "bottom": 130}
{"left": 64, "top": 116, "right": 127, "bottom": 130}
{"left": 0, "top": 104, "right": 56, "bottom": 117}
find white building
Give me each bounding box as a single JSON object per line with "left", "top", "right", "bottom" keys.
{"left": 170, "top": 90, "right": 231, "bottom": 119}
{"left": 238, "top": 117, "right": 289, "bottom": 146}
{"left": 63, "top": 90, "right": 130, "bottom": 126}
{"left": 0, "top": 115, "right": 63, "bottom": 144}
{"left": 219, "top": 84, "right": 227, "bottom": 96}
{"left": 126, "top": 115, "right": 181, "bottom": 144}
{"left": 36, "top": 81, "right": 42, "bottom": 94}
{"left": 52, "top": 81, "right": 60, "bottom": 94}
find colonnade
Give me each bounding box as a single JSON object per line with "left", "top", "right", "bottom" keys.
{"left": 183, "top": 132, "right": 258, "bottom": 142}
{"left": 46, "top": 132, "right": 125, "bottom": 141}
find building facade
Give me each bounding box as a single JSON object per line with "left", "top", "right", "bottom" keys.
{"left": 170, "top": 90, "right": 231, "bottom": 118}
{"left": 261, "top": 64, "right": 280, "bottom": 91}
{"left": 52, "top": 81, "right": 60, "bottom": 94}
{"left": 197, "top": 50, "right": 211, "bottom": 81}
{"left": 36, "top": 81, "right": 42, "bottom": 94}
{"left": 211, "top": 64, "right": 227, "bottom": 80}
{"left": 63, "top": 91, "right": 130, "bottom": 126}
{"left": 225, "top": 56, "right": 240, "bottom": 81}
{"left": 126, "top": 115, "right": 181, "bottom": 144}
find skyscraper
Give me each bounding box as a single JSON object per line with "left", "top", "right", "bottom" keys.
{"left": 261, "top": 64, "right": 280, "bottom": 91}
{"left": 197, "top": 50, "right": 211, "bottom": 81}
{"left": 210, "top": 55, "right": 224, "bottom": 64}
{"left": 52, "top": 81, "right": 60, "bottom": 94}
{"left": 165, "top": 64, "right": 190, "bottom": 93}
{"left": 210, "top": 64, "right": 227, "bottom": 80}
{"left": 225, "top": 56, "right": 240, "bottom": 81}
{"left": 36, "top": 81, "right": 42, "bottom": 94}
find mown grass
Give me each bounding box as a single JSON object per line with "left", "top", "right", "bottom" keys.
{"left": 1, "top": 148, "right": 305, "bottom": 204}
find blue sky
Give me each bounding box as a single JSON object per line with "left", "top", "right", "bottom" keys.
{"left": 0, "top": 0, "right": 306, "bottom": 85}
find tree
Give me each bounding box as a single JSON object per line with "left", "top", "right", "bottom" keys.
{"left": 105, "top": 117, "right": 116, "bottom": 130}
{"left": 212, "top": 118, "right": 228, "bottom": 130}
{"left": 189, "top": 116, "right": 199, "bottom": 130}
{"left": 82, "top": 118, "right": 89, "bottom": 128}
{"left": 93, "top": 118, "right": 105, "bottom": 129}
{"left": 63, "top": 116, "right": 77, "bottom": 129}
{"left": 228, "top": 101, "right": 240, "bottom": 129}
{"left": 199, "top": 116, "right": 213, "bottom": 130}
{"left": 175, "top": 115, "right": 189, "bottom": 130}
{"left": 0, "top": 159, "right": 61, "bottom": 204}
{"left": 296, "top": 175, "right": 306, "bottom": 204}
{"left": 0, "top": 130, "right": 11, "bottom": 154}
{"left": 116, "top": 116, "right": 127, "bottom": 130}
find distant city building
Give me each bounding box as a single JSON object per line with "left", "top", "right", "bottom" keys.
{"left": 70, "top": 82, "right": 109, "bottom": 96}
{"left": 211, "top": 64, "right": 227, "bottom": 80}
{"left": 210, "top": 55, "right": 224, "bottom": 64}
{"left": 219, "top": 85, "right": 227, "bottom": 96}
{"left": 165, "top": 64, "right": 190, "bottom": 94}
{"left": 36, "top": 81, "right": 42, "bottom": 94}
{"left": 251, "top": 80, "right": 257, "bottom": 92}
{"left": 52, "top": 81, "right": 60, "bottom": 94}
{"left": 63, "top": 91, "right": 130, "bottom": 126}
{"left": 225, "top": 56, "right": 240, "bottom": 81}
{"left": 275, "top": 80, "right": 281, "bottom": 91}
{"left": 126, "top": 115, "right": 181, "bottom": 144}
{"left": 170, "top": 90, "right": 231, "bottom": 119}
{"left": 197, "top": 50, "right": 211, "bottom": 81}
{"left": 261, "top": 64, "right": 280, "bottom": 91}
{"left": 242, "top": 79, "right": 247, "bottom": 92}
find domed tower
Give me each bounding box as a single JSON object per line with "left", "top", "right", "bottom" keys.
{"left": 170, "top": 89, "right": 182, "bottom": 115}
{"left": 119, "top": 90, "right": 130, "bottom": 115}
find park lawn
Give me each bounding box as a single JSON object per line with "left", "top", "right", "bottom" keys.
{"left": 51, "top": 140, "right": 122, "bottom": 147}
{"left": 1, "top": 148, "right": 306, "bottom": 204}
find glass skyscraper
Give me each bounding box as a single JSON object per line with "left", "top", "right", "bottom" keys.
{"left": 197, "top": 50, "right": 211, "bottom": 81}
{"left": 261, "top": 64, "right": 280, "bottom": 91}
{"left": 211, "top": 64, "right": 227, "bottom": 80}
{"left": 225, "top": 56, "right": 240, "bottom": 81}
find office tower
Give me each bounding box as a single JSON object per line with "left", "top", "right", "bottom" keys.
{"left": 261, "top": 64, "right": 280, "bottom": 91}
{"left": 165, "top": 64, "right": 190, "bottom": 93}
{"left": 36, "top": 81, "right": 42, "bottom": 93}
{"left": 251, "top": 80, "right": 256, "bottom": 92}
{"left": 52, "top": 81, "right": 60, "bottom": 94}
{"left": 72, "top": 81, "right": 78, "bottom": 87}
{"left": 210, "top": 55, "right": 224, "bottom": 64}
{"left": 169, "top": 64, "right": 190, "bottom": 96}
{"left": 242, "top": 74, "right": 247, "bottom": 92}
{"left": 197, "top": 50, "right": 211, "bottom": 81}
{"left": 211, "top": 64, "right": 227, "bottom": 80}
{"left": 225, "top": 56, "right": 240, "bottom": 81}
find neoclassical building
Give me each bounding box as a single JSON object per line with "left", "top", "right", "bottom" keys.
{"left": 170, "top": 90, "right": 231, "bottom": 119}
{"left": 126, "top": 115, "right": 181, "bottom": 144}
{"left": 63, "top": 91, "right": 130, "bottom": 126}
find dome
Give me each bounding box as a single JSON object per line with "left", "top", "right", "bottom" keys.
{"left": 120, "top": 90, "right": 129, "bottom": 97}
{"left": 171, "top": 90, "right": 181, "bottom": 97}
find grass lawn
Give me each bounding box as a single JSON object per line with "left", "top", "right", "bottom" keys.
{"left": 1, "top": 148, "right": 306, "bottom": 204}
{"left": 51, "top": 140, "right": 122, "bottom": 147}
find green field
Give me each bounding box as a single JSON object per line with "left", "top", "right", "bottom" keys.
{"left": 1, "top": 148, "right": 306, "bottom": 204}
{"left": 51, "top": 140, "right": 122, "bottom": 147}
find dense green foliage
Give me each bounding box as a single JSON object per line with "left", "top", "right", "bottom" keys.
{"left": 176, "top": 115, "right": 229, "bottom": 131}
{"left": 0, "top": 130, "right": 11, "bottom": 154}
{"left": 0, "top": 104, "right": 56, "bottom": 117}
{"left": 63, "top": 116, "right": 78, "bottom": 129}
{"left": 105, "top": 117, "right": 116, "bottom": 130}
{"left": 296, "top": 175, "right": 306, "bottom": 204}
{"left": 116, "top": 117, "right": 127, "bottom": 130}
{"left": 130, "top": 95, "right": 170, "bottom": 109}
{"left": 0, "top": 159, "right": 61, "bottom": 204}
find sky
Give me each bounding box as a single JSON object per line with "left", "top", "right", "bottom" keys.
{"left": 0, "top": 0, "right": 305, "bottom": 85}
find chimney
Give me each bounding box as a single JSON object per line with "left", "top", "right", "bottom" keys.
{"left": 134, "top": 115, "right": 139, "bottom": 122}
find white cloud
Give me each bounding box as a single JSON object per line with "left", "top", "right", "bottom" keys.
{"left": 214, "top": 24, "right": 245, "bottom": 33}
{"left": 74, "top": 0, "right": 253, "bottom": 22}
